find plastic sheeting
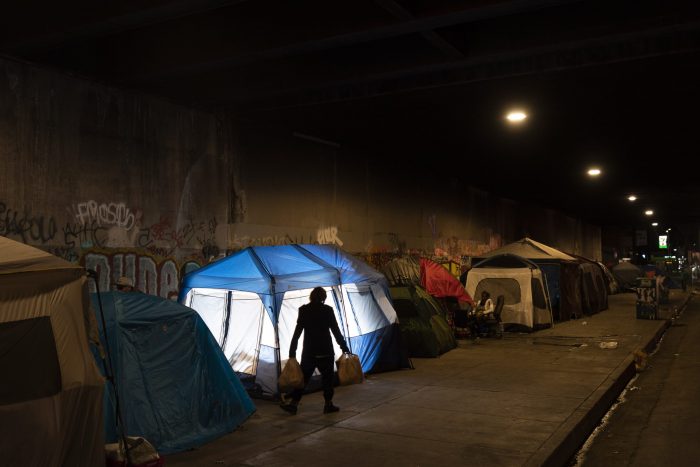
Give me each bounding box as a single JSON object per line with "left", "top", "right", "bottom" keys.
{"left": 91, "top": 292, "right": 255, "bottom": 454}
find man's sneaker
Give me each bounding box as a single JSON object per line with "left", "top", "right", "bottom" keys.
{"left": 323, "top": 403, "right": 340, "bottom": 414}
{"left": 280, "top": 402, "right": 298, "bottom": 415}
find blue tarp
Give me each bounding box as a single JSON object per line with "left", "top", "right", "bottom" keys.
{"left": 90, "top": 292, "right": 256, "bottom": 454}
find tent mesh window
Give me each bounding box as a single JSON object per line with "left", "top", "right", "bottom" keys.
{"left": 531, "top": 278, "right": 547, "bottom": 309}
{"left": 475, "top": 278, "right": 521, "bottom": 304}
{"left": 0, "top": 317, "right": 62, "bottom": 404}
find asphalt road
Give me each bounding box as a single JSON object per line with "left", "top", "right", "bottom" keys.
{"left": 576, "top": 292, "right": 699, "bottom": 467}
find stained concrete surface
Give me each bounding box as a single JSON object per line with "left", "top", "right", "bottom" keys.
{"left": 579, "top": 290, "right": 699, "bottom": 467}
{"left": 165, "top": 291, "right": 690, "bottom": 467}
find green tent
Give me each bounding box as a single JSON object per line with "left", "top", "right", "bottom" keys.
{"left": 390, "top": 285, "right": 456, "bottom": 357}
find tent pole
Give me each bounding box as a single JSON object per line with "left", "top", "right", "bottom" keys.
{"left": 537, "top": 269, "right": 555, "bottom": 328}
{"left": 271, "top": 280, "right": 283, "bottom": 399}
{"left": 87, "top": 270, "right": 135, "bottom": 466}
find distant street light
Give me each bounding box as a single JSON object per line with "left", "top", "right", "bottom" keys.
{"left": 628, "top": 195, "right": 637, "bottom": 201}
{"left": 587, "top": 168, "right": 601, "bottom": 176}
{"left": 506, "top": 111, "right": 527, "bottom": 123}
{"left": 645, "top": 210, "right": 654, "bottom": 216}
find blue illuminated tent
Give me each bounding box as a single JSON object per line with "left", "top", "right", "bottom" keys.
{"left": 180, "top": 244, "right": 409, "bottom": 397}
{"left": 91, "top": 292, "right": 255, "bottom": 454}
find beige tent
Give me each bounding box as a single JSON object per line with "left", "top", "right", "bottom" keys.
{"left": 466, "top": 254, "right": 553, "bottom": 329}
{"left": 0, "top": 236, "right": 104, "bottom": 466}
{"left": 475, "top": 237, "right": 586, "bottom": 321}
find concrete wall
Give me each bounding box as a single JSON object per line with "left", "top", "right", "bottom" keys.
{"left": 0, "top": 57, "right": 601, "bottom": 297}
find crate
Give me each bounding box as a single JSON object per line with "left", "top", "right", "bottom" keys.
{"left": 636, "top": 302, "right": 658, "bottom": 320}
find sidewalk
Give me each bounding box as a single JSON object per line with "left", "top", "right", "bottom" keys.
{"left": 166, "top": 290, "right": 691, "bottom": 467}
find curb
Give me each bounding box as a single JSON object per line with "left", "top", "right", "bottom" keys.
{"left": 524, "top": 351, "right": 638, "bottom": 467}
{"left": 525, "top": 294, "right": 692, "bottom": 467}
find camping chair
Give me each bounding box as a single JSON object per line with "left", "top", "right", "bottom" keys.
{"left": 482, "top": 295, "right": 505, "bottom": 338}
{"left": 453, "top": 307, "right": 471, "bottom": 339}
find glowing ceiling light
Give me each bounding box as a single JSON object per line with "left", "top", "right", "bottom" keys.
{"left": 506, "top": 111, "right": 527, "bottom": 123}
{"left": 645, "top": 210, "right": 654, "bottom": 216}
{"left": 587, "top": 168, "right": 601, "bottom": 176}
{"left": 627, "top": 195, "right": 637, "bottom": 201}
{"left": 652, "top": 222, "right": 658, "bottom": 226}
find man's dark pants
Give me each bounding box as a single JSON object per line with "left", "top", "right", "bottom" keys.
{"left": 290, "top": 355, "right": 335, "bottom": 402}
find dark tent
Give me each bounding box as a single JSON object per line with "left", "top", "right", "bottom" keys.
{"left": 612, "top": 262, "right": 643, "bottom": 289}
{"left": 568, "top": 254, "right": 609, "bottom": 314}
{"left": 596, "top": 261, "right": 620, "bottom": 294}
{"left": 389, "top": 285, "right": 457, "bottom": 357}
{"left": 91, "top": 292, "right": 256, "bottom": 454}
{"left": 382, "top": 256, "right": 421, "bottom": 286}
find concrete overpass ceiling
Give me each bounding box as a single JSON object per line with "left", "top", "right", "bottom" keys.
{"left": 1, "top": 0, "right": 699, "bottom": 228}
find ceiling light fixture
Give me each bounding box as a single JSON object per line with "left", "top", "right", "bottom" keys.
{"left": 627, "top": 195, "right": 637, "bottom": 201}
{"left": 505, "top": 110, "right": 527, "bottom": 123}
{"left": 651, "top": 222, "right": 658, "bottom": 226}
{"left": 587, "top": 168, "right": 601, "bottom": 176}
{"left": 645, "top": 210, "right": 654, "bottom": 216}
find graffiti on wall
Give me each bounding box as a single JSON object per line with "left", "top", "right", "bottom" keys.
{"left": 1, "top": 200, "right": 219, "bottom": 296}
{"left": 83, "top": 251, "right": 203, "bottom": 297}
{"left": 71, "top": 200, "right": 137, "bottom": 230}
{"left": 316, "top": 225, "right": 344, "bottom": 246}
{"left": 433, "top": 236, "right": 501, "bottom": 258}
{"left": 0, "top": 201, "right": 58, "bottom": 244}
{"left": 139, "top": 216, "right": 219, "bottom": 258}
{"left": 231, "top": 225, "right": 345, "bottom": 250}
{"left": 65, "top": 201, "right": 221, "bottom": 255}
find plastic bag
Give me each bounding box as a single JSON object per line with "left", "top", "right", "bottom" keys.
{"left": 105, "top": 436, "right": 163, "bottom": 467}
{"left": 336, "top": 353, "right": 364, "bottom": 386}
{"left": 278, "top": 357, "right": 305, "bottom": 392}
